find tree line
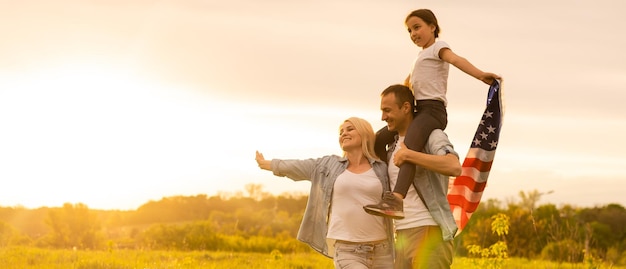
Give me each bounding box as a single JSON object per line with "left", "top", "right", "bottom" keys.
{"left": 0, "top": 185, "right": 624, "bottom": 265}
{"left": 460, "top": 190, "right": 626, "bottom": 265}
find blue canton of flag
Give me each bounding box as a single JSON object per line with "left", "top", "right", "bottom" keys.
{"left": 473, "top": 83, "right": 502, "bottom": 151}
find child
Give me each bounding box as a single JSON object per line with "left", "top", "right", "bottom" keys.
{"left": 365, "top": 9, "right": 500, "bottom": 218}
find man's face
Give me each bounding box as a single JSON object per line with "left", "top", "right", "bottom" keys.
{"left": 380, "top": 93, "right": 408, "bottom": 133}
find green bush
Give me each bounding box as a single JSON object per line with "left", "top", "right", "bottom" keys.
{"left": 541, "top": 239, "right": 583, "bottom": 263}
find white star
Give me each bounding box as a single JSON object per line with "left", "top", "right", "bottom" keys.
{"left": 479, "top": 132, "right": 488, "bottom": 139}
{"left": 473, "top": 138, "right": 481, "bottom": 146}
{"left": 480, "top": 119, "right": 485, "bottom": 125}
{"left": 484, "top": 111, "right": 493, "bottom": 118}
{"left": 489, "top": 140, "right": 498, "bottom": 149}
{"left": 487, "top": 125, "right": 496, "bottom": 133}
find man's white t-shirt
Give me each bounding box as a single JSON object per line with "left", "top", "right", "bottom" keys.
{"left": 389, "top": 136, "right": 438, "bottom": 229}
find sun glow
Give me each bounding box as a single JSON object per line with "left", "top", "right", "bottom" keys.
{"left": 0, "top": 62, "right": 350, "bottom": 210}
{"left": 0, "top": 63, "right": 223, "bottom": 209}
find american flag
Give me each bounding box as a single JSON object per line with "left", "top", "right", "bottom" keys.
{"left": 447, "top": 79, "right": 503, "bottom": 234}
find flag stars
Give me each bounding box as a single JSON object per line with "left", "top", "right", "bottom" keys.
{"left": 484, "top": 111, "right": 493, "bottom": 118}
{"left": 489, "top": 140, "right": 498, "bottom": 149}
{"left": 479, "top": 132, "right": 488, "bottom": 139}
{"left": 487, "top": 125, "right": 496, "bottom": 133}
{"left": 473, "top": 138, "right": 481, "bottom": 146}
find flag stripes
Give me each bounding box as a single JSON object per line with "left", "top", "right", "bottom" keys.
{"left": 462, "top": 157, "right": 493, "bottom": 172}
{"left": 447, "top": 79, "right": 503, "bottom": 235}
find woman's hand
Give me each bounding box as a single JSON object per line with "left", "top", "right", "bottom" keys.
{"left": 255, "top": 151, "right": 271, "bottom": 170}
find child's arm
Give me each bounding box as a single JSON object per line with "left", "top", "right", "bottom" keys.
{"left": 393, "top": 142, "right": 461, "bottom": 177}
{"left": 439, "top": 48, "right": 500, "bottom": 85}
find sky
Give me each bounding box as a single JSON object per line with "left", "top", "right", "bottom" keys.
{"left": 1, "top": 0, "right": 625, "bottom": 210}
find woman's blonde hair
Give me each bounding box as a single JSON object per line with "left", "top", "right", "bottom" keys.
{"left": 341, "top": 117, "right": 378, "bottom": 160}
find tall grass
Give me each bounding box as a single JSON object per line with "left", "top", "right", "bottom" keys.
{"left": 0, "top": 247, "right": 333, "bottom": 269}
{"left": 453, "top": 257, "right": 625, "bottom": 269}
{"left": 1, "top": 247, "right": 623, "bottom": 269}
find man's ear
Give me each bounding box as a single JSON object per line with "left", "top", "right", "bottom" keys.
{"left": 402, "top": 101, "right": 412, "bottom": 114}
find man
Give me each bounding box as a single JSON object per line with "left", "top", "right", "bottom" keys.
{"left": 365, "top": 84, "right": 461, "bottom": 269}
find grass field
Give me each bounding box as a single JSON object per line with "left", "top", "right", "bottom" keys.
{"left": 0, "top": 247, "right": 623, "bottom": 269}
{"left": 0, "top": 247, "right": 333, "bottom": 269}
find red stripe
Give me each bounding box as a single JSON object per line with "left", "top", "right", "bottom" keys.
{"left": 451, "top": 80, "right": 502, "bottom": 233}
{"left": 448, "top": 195, "right": 481, "bottom": 213}
{"left": 460, "top": 211, "right": 470, "bottom": 229}
{"left": 462, "top": 158, "right": 493, "bottom": 172}
{"left": 452, "top": 175, "right": 487, "bottom": 192}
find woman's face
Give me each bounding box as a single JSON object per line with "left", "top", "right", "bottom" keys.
{"left": 339, "top": 121, "right": 362, "bottom": 152}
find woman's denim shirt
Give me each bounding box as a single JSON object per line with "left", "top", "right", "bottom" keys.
{"left": 270, "top": 155, "right": 394, "bottom": 258}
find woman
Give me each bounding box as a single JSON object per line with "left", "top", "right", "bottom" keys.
{"left": 255, "top": 117, "right": 394, "bottom": 269}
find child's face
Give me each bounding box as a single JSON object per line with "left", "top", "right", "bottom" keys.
{"left": 406, "top": 16, "right": 436, "bottom": 48}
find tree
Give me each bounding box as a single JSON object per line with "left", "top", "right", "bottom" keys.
{"left": 245, "top": 183, "right": 271, "bottom": 201}
{"left": 0, "top": 221, "right": 18, "bottom": 247}
{"left": 45, "top": 203, "right": 102, "bottom": 249}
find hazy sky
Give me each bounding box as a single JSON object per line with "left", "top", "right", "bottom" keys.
{"left": 1, "top": 0, "right": 625, "bottom": 210}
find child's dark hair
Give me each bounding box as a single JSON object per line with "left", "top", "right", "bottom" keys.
{"left": 405, "top": 9, "right": 440, "bottom": 38}
{"left": 381, "top": 84, "right": 416, "bottom": 112}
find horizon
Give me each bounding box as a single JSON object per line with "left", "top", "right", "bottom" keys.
{"left": 3, "top": 185, "right": 624, "bottom": 211}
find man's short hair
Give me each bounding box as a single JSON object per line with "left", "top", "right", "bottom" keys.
{"left": 381, "top": 84, "right": 415, "bottom": 111}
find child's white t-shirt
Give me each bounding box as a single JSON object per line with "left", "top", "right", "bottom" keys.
{"left": 409, "top": 40, "right": 450, "bottom": 106}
